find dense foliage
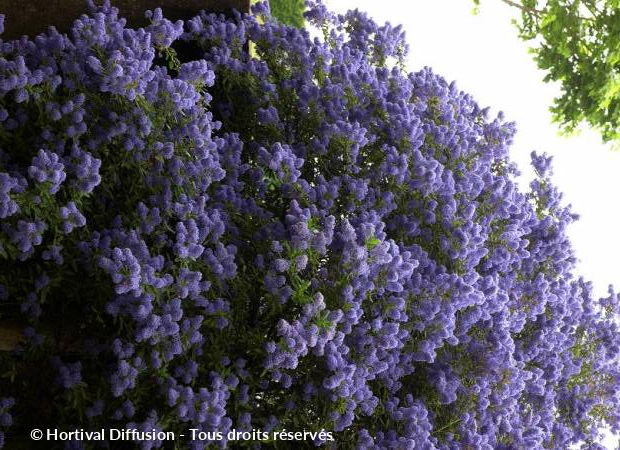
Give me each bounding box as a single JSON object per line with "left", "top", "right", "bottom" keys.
{"left": 475, "top": 0, "right": 620, "bottom": 144}
{"left": 269, "top": 0, "right": 306, "bottom": 27}
{"left": 0, "top": 0, "right": 619, "bottom": 448}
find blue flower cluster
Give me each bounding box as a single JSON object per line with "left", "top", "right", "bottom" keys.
{"left": 0, "top": 398, "right": 13, "bottom": 448}
{"left": 0, "top": 1, "right": 619, "bottom": 448}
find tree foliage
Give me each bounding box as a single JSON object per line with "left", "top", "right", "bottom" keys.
{"left": 476, "top": 0, "right": 620, "bottom": 143}
{"left": 269, "top": 0, "right": 306, "bottom": 28}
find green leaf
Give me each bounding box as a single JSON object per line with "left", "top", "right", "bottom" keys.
{"left": 365, "top": 236, "right": 381, "bottom": 250}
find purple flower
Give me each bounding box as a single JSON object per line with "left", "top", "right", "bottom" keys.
{"left": 10, "top": 220, "right": 46, "bottom": 254}
{"left": 0, "top": 173, "right": 25, "bottom": 218}
{"left": 28, "top": 149, "right": 66, "bottom": 194}
{"left": 146, "top": 8, "right": 184, "bottom": 48}
{"left": 98, "top": 248, "right": 142, "bottom": 295}
{"left": 59, "top": 201, "right": 87, "bottom": 234}
{"left": 51, "top": 357, "right": 82, "bottom": 389}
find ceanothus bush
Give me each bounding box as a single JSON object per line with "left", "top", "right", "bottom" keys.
{"left": 0, "top": 1, "right": 619, "bottom": 448}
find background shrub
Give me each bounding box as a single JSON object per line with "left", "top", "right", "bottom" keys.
{"left": 269, "top": 0, "right": 306, "bottom": 27}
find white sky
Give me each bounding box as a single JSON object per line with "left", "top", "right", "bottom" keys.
{"left": 322, "top": 0, "right": 619, "bottom": 447}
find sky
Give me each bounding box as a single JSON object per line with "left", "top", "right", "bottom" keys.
{"left": 321, "top": 0, "right": 619, "bottom": 446}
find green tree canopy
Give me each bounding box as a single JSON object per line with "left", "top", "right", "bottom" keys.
{"left": 476, "top": 0, "right": 620, "bottom": 144}
{"left": 269, "top": 0, "right": 306, "bottom": 27}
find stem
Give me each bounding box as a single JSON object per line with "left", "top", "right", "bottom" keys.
{"left": 500, "top": 0, "right": 543, "bottom": 17}
{"left": 435, "top": 417, "right": 462, "bottom": 435}
{"left": 500, "top": 0, "right": 595, "bottom": 22}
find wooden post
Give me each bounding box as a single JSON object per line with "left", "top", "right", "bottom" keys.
{"left": 0, "top": 321, "right": 21, "bottom": 351}
{"left": 0, "top": 0, "right": 251, "bottom": 40}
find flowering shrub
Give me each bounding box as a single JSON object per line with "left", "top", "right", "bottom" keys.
{"left": 1, "top": 1, "right": 619, "bottom": 448}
